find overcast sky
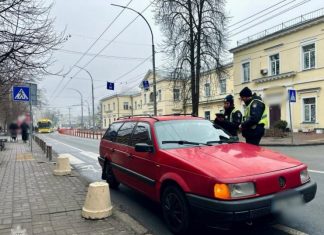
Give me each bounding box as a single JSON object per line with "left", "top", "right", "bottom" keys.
{"left": 42, "top": 0, "right": 324, "bottom": 116}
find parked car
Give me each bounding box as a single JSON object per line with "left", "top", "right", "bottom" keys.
{"left": 98, "top": 115, "right": 317, "bottom": 234}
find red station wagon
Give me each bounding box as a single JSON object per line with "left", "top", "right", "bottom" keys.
{"left": 98, "top": 115, "right": 317, "bottom": 234}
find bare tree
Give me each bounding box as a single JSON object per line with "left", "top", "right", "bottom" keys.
{"left": 0, "top": 0, "right": 65, "bottom": 89}
{"left": 155, "top": 0, "right": 228, "bottom": 116}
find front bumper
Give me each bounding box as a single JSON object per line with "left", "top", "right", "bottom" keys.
{"left": 186, "top": 181, "right": 317, "bottom": 225}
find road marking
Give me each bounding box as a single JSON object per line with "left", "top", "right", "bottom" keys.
{"left": 80, "top": 151, "right": 98, "bottom": 160}
{"left": 273, "top": 224, "right": 308, "bottom": 235}
{"left": 43, "top": 136, "right": 85, "bottom": 152}
{"left": 63, "top": 153, "right": 85, "bottom": 165}
{"left": 309, "top": 169, "right": 324, "bottom": 174}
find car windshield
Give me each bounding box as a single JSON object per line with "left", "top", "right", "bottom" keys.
{"left": 155, "top": 119, "right": 231, "bottom": 150}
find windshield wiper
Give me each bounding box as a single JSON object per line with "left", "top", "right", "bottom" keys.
{"left": 162, "top": 140, "right": 211, "bottom": 146}
{"left": 207, "top": 137, "right": 239, "bottom": 145}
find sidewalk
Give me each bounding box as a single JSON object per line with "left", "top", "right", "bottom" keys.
{"left": 239, "top": 132, "right": 324, "bottom": 146}
{"left": 0, "top": 141, "right": 148, "bottom": 235}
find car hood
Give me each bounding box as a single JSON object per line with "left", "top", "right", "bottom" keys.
{"left": 162, "top": 143, "right": 302, "bottom": 179}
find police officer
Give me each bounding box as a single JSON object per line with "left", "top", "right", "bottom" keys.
{"left": 214, "top": 95, "right": 242, "bottom": 137}
{"left": 239, "top": 87, "right": 268, "bottom": 146}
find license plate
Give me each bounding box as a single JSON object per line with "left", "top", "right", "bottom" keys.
{"left": 271, "top": 193, "right": 304, "bottom": 213}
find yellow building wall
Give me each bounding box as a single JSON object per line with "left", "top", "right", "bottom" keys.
{"left": 232, "top": 21, "right": 324, "bottom": 130}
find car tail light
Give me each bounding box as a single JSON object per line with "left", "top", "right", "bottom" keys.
{"left": 300, "top": 169, "right": 310, "bottom": 184}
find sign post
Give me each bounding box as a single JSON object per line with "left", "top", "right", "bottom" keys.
{"left": 288, "top": 89, "right": 296, "bottom": 144}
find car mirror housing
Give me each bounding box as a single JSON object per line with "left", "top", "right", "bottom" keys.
{"left": 135, "top": 143, "right": 154, "bottom": 153}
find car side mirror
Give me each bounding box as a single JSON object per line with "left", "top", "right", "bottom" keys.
{"left": 135, "top": 143, "right": 154, "bottom": 153}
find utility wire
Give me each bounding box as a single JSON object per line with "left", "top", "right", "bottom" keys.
{"left": 228, "top": 0, "right": 289, "bottom": 28}
{"left": 230, "top": 0, "right": 311, "bottom": 37}
{"left": 228, "top": 0, "right": 297, "bottom": 33}
{"left": 50, "top": 0, "right": 134, "bottom": 99}
{"left": 53, "top": 2, "right": 153, "bottom": 101}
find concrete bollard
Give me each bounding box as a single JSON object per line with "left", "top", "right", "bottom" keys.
{"left": 82, "top": 182, "right": 113, "bottom": 219}
{"left": 46, "top": 145, "right": 52, "bottom": 161}
{"left": 53, "top": 154, "right": 71, "bottom": 176}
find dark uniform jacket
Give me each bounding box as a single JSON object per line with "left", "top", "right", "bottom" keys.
{"left": 214, "top": 107, "right": 242, "bottom": 136}
{"left": 241, "top": 95, "right": 266, "bottom": 129}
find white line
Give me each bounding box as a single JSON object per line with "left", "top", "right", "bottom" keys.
{"left": 80, "top": 151, "right": 99, "bottom": 160}
{"left": 65, "top": 154, "right": 85, "bottom": 165}
{"left": 273, "top": 224, "right": 308, "bottom": 235}
{"left": 309, "top": 169, "right": 324, "bottom": 174}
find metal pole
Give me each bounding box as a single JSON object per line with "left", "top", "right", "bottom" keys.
{"left": 69, "top": 89, "right": 84, "bottom": 128}
{"left": 289, "top": 99, "right": 294, "bottom": 144}
{"left": 111, "top": 4, "right": 157, "bottom": 115}
{"left": 29, "top": 99, "right": 33, "bottom": 152}
{"left": 68, "top": 107, "right": 71, "bottom": 127}
{"left": 75, "top": 66, "right": 95, "bottom": 129}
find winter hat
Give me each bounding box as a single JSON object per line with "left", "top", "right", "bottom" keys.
{"left": 224, "top": 94, "right": 234, "bottom": 104}
{"left": 239, "top": 87, "right": 252, "bottom": 98}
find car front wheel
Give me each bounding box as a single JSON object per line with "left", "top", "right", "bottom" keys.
{"left": 105, "top": 160, "right": 120, "bottom": 189}
{"left": 161, "top": 185, "right": 191, "bottom": 235}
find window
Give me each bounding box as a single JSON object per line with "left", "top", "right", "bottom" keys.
{"left": 116, "top": 122, "right": 136, "bottom": 145}
{"left": 123, "top": 102, "right": 129, "bottom": 110}
{"left": 104, "top": 119, "right": 106, "bottom": 127}
{"left": 205, "top": 83, "right": 211, "bottom": 97}
{"left": 104, "top": 105, "right": 106, "bottom": 111}
{"left": 131, "top": 122, "right": 152, "bottom": 146}
{"left": 303, "top": 97, "right": 316, "bottom": 123}
{"left": 149, "top": 92, "right": 154, "bottom": 102}
{"left": 173, "top": 88, "right": 180, "bottom": 101}
{"left": 302, "top": 44, "right": 315, "bottom": 70}
{"left": 103, "top": 122, "right": 123, "bottom": 141}
{"left": 220, "top": 78, "right": 226, "bottom": 94}
{"left": 140, "top": 100, "right": 142, "bottom": 109}
{"left": 270, "top": 54, "right": 280, "bottom": 75}
{"left": 134, "top": 101, "right": 137, "bottom": 110}
{"left": 108, "top": 104, "right": 111, "bottom": 111}
{"left": 113, "top": 103, "right": 115, "bottom": 111}
{"left": 204, "top": 111, "right": 210, "bottom": 120}
{"left": 158, "top": 90, "right": 162, "bottom": 101}
{"left": 144, "top": 94, "right": 147, "bottom": 104}
{"left": 242, "top": 62, "right": 250, "bottom": 82}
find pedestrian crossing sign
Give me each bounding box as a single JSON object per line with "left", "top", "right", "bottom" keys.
{"left": 288, "top": 89, "right": 296, "bottom": 103}
{"left": 13, "top": 86, "right": 30, "bottom": 102}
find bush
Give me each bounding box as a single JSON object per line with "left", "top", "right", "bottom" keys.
{"left": 274, "top": 120, "right": 288, "bottom": 132}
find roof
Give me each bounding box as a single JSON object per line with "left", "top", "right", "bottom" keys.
{"left": 116, "top": 115, "right": 203, "bottom": 122}
{"left": 100, "top": 89, "right": 140, "bottom": 102}
{"left": 230, "top": 8, "right": 324, "bottom": 53}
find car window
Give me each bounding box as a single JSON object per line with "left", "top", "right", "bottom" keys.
{"left": 103, "top": 122, "right": 124, "bottom": 141}
{"left": 155, "top": 120, "right": 230, "bottom": 149}
{"left": 131, "top": 122, "right": 152, "bottom": 146}
{"left": 115, "top": 122, "right": 136, "bottom": 145}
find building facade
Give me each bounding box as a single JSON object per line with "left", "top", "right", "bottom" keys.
{"left": 230, "top": 9, "right": 324, "bottom": 131}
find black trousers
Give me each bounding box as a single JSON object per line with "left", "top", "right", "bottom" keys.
{"left": 242, "top": 125, "right": 265, "bottom": 146}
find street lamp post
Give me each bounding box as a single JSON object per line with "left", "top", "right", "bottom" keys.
{"left": 84, "top": 100, "right": 91, "bottom": 128}
{"left": 69, "top": 88, "right": 84, "bottom": 128}
{"left": 111, "top": 4, "right": 157, "bottom": 115}
{"left": 75, "top": 66, "right": 96, "bottom": 129}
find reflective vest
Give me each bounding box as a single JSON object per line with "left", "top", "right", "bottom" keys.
{"left": 229, "top": 108, "right": 238, "bottom": 123}
{"left": 244, "top": 99, "right": 268, "bottom": 126}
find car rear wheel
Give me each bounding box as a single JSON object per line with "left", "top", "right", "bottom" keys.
{"left": 105, "top": 160, "right": 120, "bottom": 189}
{"left": 161, "top": 185, "right": 191, "bottom": 235}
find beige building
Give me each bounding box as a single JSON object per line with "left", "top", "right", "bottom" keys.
{"left": 230, "top": 9, "right": 324, "bottom": 131}
{"left": 100, "top": 67, "right": 234, "bottom": 128}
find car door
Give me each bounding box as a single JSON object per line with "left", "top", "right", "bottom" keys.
{"left": 128, "top": 122, "right": 158, "bottom": 198}
{"left": 109, "top": 121, "right": 136, "bottom": 185}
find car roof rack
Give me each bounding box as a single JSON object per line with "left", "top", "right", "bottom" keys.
{"left": 117, "top": 114, "right": 159, "bottom": 121}
{"left": 161, "top": 113, "right": 198, "bottom": 117}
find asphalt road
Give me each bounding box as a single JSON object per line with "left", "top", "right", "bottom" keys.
{"left": 38, "top": 132, "right": 323, "bottom": 235}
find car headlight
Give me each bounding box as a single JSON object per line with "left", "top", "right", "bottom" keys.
{"left": 214, "top": 182, "right": 256, "bottom": 200}
{"left": 300, "top": 169, "right": 310, "bottom": 184}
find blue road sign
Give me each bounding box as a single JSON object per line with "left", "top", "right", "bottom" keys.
{"left": 288, "top": 89, "right": 296, "bottom": 103}
{"left": 107, "top": 82, "right": 114, "bottom": 90}
{"left": 143, "top": 80, "right": 149, "bottom": 90}
{"left": 13, "top": 86, "right": 30, "bottom": 102}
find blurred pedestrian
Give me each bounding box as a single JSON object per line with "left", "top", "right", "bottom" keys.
{"left": 9, "top": 122, "right": 19, "bottom": 142}
{"left": 20, "top": 121, "right": 30, "bottom": 143}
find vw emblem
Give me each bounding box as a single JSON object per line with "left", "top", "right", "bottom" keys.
{"left": 278, "top": 176, "right": 286, "bottom": 188}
